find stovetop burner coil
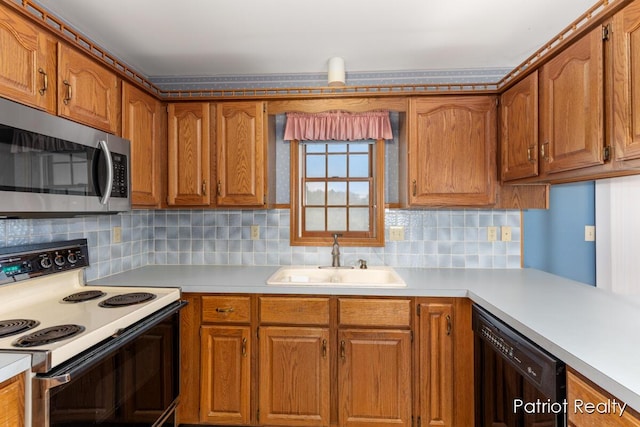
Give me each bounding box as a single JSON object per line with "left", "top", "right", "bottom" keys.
{"left": 13, "top": 324, "right": 85, "bottom": 347}
{"left": 0, "top": 319, "right": 40, "bottom": 338}
{"left": 62, "top": 290, "right": 106, "bottom": 303}
{"left": 99, "top": 292, "right": 156, "bottom": 308}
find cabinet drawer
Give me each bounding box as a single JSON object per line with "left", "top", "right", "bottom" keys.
{"left": 567, "top": 370, "right": 640, "bottom": 426}
{"left": 259, "top": 297, "right": 330, "bottom": 325}
{"left": 202, "top": 296, "right": 251, "bottom": 323}
{"left": 339, "top": 298, "right": 411, "bottom": 327}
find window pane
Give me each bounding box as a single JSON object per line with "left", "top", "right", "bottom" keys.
{"left": 349, "top": 208, "right": 370, "bottom": 231}
{"left": 327, "top": 144, "right": 347, "bottom": 153}
{"left": 327, "top": 155, "right": 347, "bottom": 177}
{"left": 305, "top": 208, "right": 325, "bottom": 231}
{"left": 349, "top": 182, "right": 369, "bottom": 205}
{"left": 349, "top": 143, "right": 370, "bottom": 153}
{"left": 306, "top": 155, "right": 326, "bottom": 178}
{"left": 349, "top": 154, "right": 369, "bottom": 177}
{"left": 327, "top": 208, "right": 346, "bottom": 231}
{"left": 327, "top": 182, "right": 347, "bottom": 205}
{"left": 305, "top": 182, "right": 325, "bottom": 205}
{"left": 305, "top": 143, "right": 326, "bottom": 153}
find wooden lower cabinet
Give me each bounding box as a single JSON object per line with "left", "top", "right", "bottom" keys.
{"left": 199, "top": 326, "right": 251, "bottom": 424}
{"left": 259, "top": 326, "right": 330, "bottom": 427}
{"left": 338, "top": 329, "right": 412, "bottom": 427}
{"left": 416, "top": 298, "right": 474, "bottom": 427}
{"left": 0, "top": 373, "right": 25, "bottom": 427}
{"left": 567, "top": 369, "right": 640, "bottom": 427}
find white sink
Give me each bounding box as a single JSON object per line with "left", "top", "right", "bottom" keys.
{"left": 266, "top": 266, "right": 407, "bottom": 287}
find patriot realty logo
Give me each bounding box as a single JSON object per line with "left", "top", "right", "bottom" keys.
{"left": 514, "top": 398, "right": 628, "bottom": 417}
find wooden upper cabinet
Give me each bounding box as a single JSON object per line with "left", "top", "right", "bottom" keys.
{"left": 0, "top": 5, "right": 56, "bottom": 113}
{"left": 167, "top": 103, "right": 211, "bottom": 206}
{"left": 58, "top": 43, "right": 119, "bottom": 134}
{"left": 216, "top": 101, "right": 267, "bottom": 207}
{"left": 539, "top": 26, "right": 604, "bottom": 174}
{"left": 612, "top": 0, "right": 640, "bottom": 162}
{"left": 122, "top": 82, "right": 162, "bottom": 208}
{"left": 500, "top": 71, "right": 539, "bottom": 181}
{"left": 408, "top": 96, "right": 497, "bottom": 206}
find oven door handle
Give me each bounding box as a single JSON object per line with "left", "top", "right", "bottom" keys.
{"left": 35, "top": 373, "right": 71, "bottom": 392}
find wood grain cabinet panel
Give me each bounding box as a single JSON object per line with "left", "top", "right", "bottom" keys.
{"left": 0, "top": 374, "right": 25, "bottom": 427}
{"left": 539, "top": 26, "right": 604, "bottom": 174}
{"left": 122, "top": 82, "right": 162, "bottom": 207}
{"left": 0, "top": 5, "right": 56, "bottom": 113}
{"left": 58, "top": 43, "right": 119, "bottom": 134}
{"left": 416, "top": 298, "right": 474, "bottom": 427}
{"left": 408, "top": 96, "right": 497, "bottom": 206}
{"left": 167, "top": 103, "right": 211, "bottom": 206}
{"left": 216, "top": 101, "right": 267, "bottom": 207}
{"left": 259, "top": 297, "right": 330, "bottom": 325}
{"left": 567, "top": 369, "right": 640, "bottom": 426}
{"left": 338, "top": 329, "right": 412, "bottom": 427}
{"left": 259, "top": 326, "right": 330, "bottom": 427}
{"left": 202, "top": 296, "right": 251, "bottom": 324}
{"left": 500, "top": 71, "right": 539, "bottom": 181}
{"left": 200, "top": 325, "right": 251, "bottom": 425}
{"left": 612, "top": 0, "right": 640, "bottom": 162}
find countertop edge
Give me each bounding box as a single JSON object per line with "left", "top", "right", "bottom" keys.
{"left": 0, "top": 353, "right": 31, "bottom": 384}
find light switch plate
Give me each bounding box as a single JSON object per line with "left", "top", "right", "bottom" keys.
{"left": 585, "top": 225, "right": 595, "bottom": 242}
{"left": 487, "top": 226, "right": 498, "bottom": 242}
{"left": 389, "top": 226, "right": 405, "bottom": 241}
{"left": 250, "top": 225, "right": 260, "bottom": 240}
{"left": 112, "top": 226, "right": 122, "bottom": 243}
{"left": 501, "top": 226, "right": 512, "bottom": 242}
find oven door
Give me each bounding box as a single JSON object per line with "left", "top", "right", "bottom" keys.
{"left": 32, "top": 301, "right": 185, "bottom": 427}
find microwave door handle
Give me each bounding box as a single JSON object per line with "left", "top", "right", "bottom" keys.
{"left": 98, "top": 139, "right": 113, "bottom": 205}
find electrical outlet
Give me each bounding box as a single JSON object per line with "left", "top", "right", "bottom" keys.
{"left": 585, "top": 225, "right": 596, "bottom": 242}
{"left": 250, "top": 225, "right": 260, "bottom": 240}
{"left": 389, "top": 226, "right": 405, "bottom": 241}
{"left": 112, "top": 226, "right": 122, "bottom": 243}
{"left": 487, "top": 226, "right": 498, "bottom": 242}
{"left": 501, "top": 226, "right": 512, "bottom": 242}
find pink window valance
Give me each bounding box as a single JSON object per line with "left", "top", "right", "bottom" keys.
{"left": 284, "top": 111, "right": 393, "bottom": 141}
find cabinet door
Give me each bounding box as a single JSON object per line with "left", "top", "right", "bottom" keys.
{"left": 0, "top": 374, "right": 25, "bottom": 427}
{"left": 216, "top": 101, "right": 266, "bottom": 206}
{"left": 539, "top": 27, "right": 604, "bottom": 173}
{"left": 200, "top": 326, "right": 251, "bottom": 425}
{"left": 259, "top": 327, "right": 330, "bottom": 427}
{"left": 338, "top": 329, "right": 412, "bottom": 427}
{"left": 58, "top": 44, "right": 118, "bottom": 133}
{"left": 500, "top": 71, "right": 539, "bottom": 181}
{"left": 409, "top": 96, "right": 497, "bottom": 206}
{"left": 612, "top": 1, "right": 640, "bottom": 161}
{"left": 0, "top": 5, "right": 56, "bottom": 113}
{"left": 167, "top": 103, "right": 211, "bottom": 206}
{"left": 122, "top": 82, "right": 162, "bottom": 207}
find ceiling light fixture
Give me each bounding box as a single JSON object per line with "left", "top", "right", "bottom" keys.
{"left": 328, "top": 57, "right": 346, "bottom": 87}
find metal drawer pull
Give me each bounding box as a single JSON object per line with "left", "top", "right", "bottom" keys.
{"left": 38, "top": 68, "right": 48, "bottom": 95}
{"left": 340, "top": 340, "right": 346, "bottom": 359}
{"left": 217, "top": 181, "right": 222, "bottom": 196}
{"left": 241, "top": 337, "right": 247, "bottom": 357}
{"left": 202, "top": 180, "right": 207, "bottom": 194}
{"left": 412, "top": 179, "right": 417, "bottom": 197}
{"left": 63, "top": 80, "right": 72, "bottom": 105}
{"left": 527, "top": 146, "right": 535, "bottom": 163}
{"left": 215, "top": 307, "right": 234, "bottom": 313}
{"left": 446, "top": 314, "right": 452, "bottom": 336}
{"left": 322, "top": 339, "right": 327, "bottom": 358}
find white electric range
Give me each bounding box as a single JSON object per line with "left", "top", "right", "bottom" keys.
{"left": 0, "top": 239, "right": 184, "bottom": 427}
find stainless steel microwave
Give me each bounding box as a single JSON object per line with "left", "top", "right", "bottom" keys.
{"left": 0, "top": 97, "right": 130, "bottom": 218}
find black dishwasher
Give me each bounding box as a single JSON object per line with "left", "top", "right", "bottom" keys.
{"left": 473, "top": 305, "right": 566, "bottom": 427}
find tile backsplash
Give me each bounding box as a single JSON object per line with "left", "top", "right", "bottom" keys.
{"left": 0, "top": 208, "right": 520, "bottom": 281}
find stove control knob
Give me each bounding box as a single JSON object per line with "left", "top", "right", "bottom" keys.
{"left": 54, "top": 254, "right": 66, "bottom": 267}
{"left": 67, "top": 252, "right": 78, "bottom": 264}
{"left": 40, "top": 256, "right": 53, "bottom": 269}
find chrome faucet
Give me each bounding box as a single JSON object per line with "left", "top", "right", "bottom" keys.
{"left": 331, "top": 234, "right": 342, "bottom": 267}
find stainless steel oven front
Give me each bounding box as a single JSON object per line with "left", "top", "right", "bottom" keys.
{"left": 32, "top": 301, "right": 184, "bottom": 427}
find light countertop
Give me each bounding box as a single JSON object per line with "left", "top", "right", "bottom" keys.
{"left": 0, "top": 353, "right": 30, "bottom": 384}
{"left": 88, "top": 265, "right": 640, "bottom": 412}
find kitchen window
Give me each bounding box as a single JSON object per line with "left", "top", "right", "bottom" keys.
{"left": 290, "top": 138, "right": 385, "bottom": 246}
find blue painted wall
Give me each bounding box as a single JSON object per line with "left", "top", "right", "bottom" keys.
{"left": 523, "top": 182, "right": 596, "bottom": 285}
